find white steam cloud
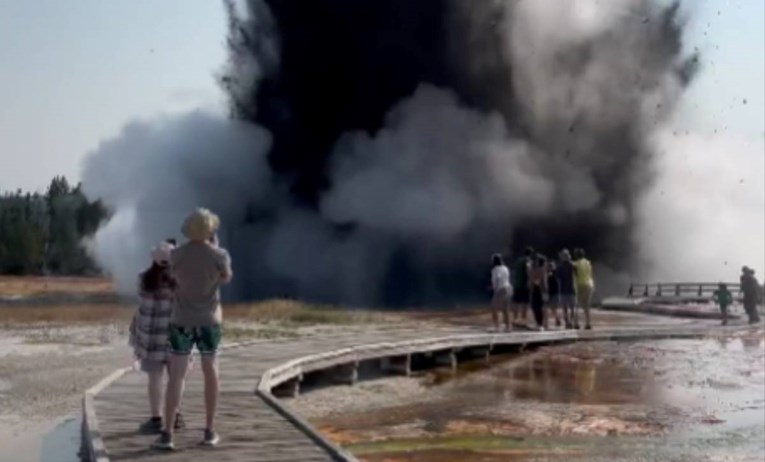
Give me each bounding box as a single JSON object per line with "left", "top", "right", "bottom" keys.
{"left": 82, "top": 111, "right": 272, "bottom": 294}
{"left": 640, "top": 126, "right": 765, "bottom": 281}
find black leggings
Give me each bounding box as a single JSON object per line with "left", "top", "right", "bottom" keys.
{"left": 530, "top": 285, "right": 545, "bottom": 327}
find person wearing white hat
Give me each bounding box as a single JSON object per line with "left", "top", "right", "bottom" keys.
{"left": 154, "top": 208, "right": 232, "bottom": 450}
{"left": 129, "top": 240, "right": 186, "bottom": 434}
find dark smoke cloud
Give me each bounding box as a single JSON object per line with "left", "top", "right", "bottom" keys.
{"left": 83, "top": 0, "right": 697, "bottom": 306}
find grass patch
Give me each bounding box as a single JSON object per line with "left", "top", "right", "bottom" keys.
{"left": 0, "top": 276, "right": 113, "bottom": 297}
{"left": 223, "top": 324, "right": 300, "bottom": 341}
{"left": 1, "top": 295, "right": 392, "bottom": 330}
{"left": 0, "top": 303, "right": 133, "bottom": 328}
{"left": 226, "top": 299, "right": 389, "bottom": 326}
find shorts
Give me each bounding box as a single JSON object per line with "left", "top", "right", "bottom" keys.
{"left": 168, "top": 325, "right": 222, "bottom": 356}
{"left": 512, "top": 286, "right": 530, "bottom": 304}
{"left": 577, "top": 285, "right": 594, "bottom": 308}
{"left": 559, "top": 294, "right": 576, "bottom": 307}
{"left": 140, "top": 358, "right": 167, "bottom": 373}
{"left": 531, "top": 286, "right": 545, "bottom": 311}
{"left": 492, "top": 287, "right": 510, "bottom": 307}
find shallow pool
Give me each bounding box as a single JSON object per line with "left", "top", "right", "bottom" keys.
{"left": 313, "top": 329, "right": 765, "bottom": 461}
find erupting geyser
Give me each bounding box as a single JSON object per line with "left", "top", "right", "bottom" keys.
{"left": 83, "top": 0, "right": 699, "bottom": 306}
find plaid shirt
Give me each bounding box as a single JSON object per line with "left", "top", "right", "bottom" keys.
{"left": 129, "top": 278, "right": 175, "bottom": 362}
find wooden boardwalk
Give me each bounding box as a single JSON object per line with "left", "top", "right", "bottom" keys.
{"left": 84, "top": 313, "right": 727, "bottom": 462}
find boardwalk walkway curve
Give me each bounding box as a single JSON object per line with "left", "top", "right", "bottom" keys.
{"left": 82, "top": 319, "right": 731, "bottom": 462}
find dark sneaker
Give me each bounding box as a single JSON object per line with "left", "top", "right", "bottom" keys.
{"left": 201, "top": 429, "right": 220, "bottom": 447}
{"left": 139, "top": 417, "right": 162, "bottom": 434}
{"left": 151, "top": 431, "right": 174, "bottom": 451}
{"left": 174, "top": 413, "right": 185, "bottom": 430}
{"left": 585, "top": 325, "right": 592, "bottom": 330}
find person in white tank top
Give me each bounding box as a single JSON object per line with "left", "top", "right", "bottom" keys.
{"left": 490, "top": 254, "right": 512, "bottom": 332}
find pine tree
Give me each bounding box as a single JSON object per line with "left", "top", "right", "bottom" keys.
{"left": 0, "top": 176, "right": 108, "bottom": 275}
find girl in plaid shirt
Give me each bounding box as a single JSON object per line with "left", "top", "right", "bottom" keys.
{"left": 129, "top": 241, "right": 185, "bottom": 433}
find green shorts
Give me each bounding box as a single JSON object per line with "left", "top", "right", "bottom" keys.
{"left": 168, "top": 325, "right": 222, "bottom": 356}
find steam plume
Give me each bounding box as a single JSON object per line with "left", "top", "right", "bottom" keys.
{"left": 83, "top": 0, "right": 708, "bottom": 305}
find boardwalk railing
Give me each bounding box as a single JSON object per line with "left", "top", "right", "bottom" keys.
{"left": 82, "top": 324, "right": 730, "bottom": 462}
{"left": 253, "top": 327, "right": 716, "bottom": 462}
{"left": 627, "top": 282, "right": 741, "bottom": 299}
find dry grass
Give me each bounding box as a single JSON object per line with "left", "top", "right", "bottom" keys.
{"left": 223, "top": 324, "right": 301, "bottom": 341}
{"left": 225, "top": 299, "right": 392, "bottom": 326}
{"left": 0, "top": 277, "right": 400, "bottom": 331}
{"left": 0, "top": 298, "right": 393, "bottom": 329}
{"left": 0, "top": 303, "right": 133, "bottom": 328}
{"left": 0, "top": 276, "right": 114, "bottom": 297}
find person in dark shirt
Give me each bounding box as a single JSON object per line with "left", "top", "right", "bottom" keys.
{"left": 528, "top": 254, "right": 548, "bottom": 330}
{"left": 546, "top": 261, "right": 561, "bottom": 328}
{"left": 511, "top": 247, "right": 534, "bottom": 327}
{"left": 556, "top": 249, "right": 577, "bottom": 329}
{"left": 712, "top": 283, "right": 733, "bottom": 326}
{"left": 740, "top": 266, "right": 762, "bottom": 324}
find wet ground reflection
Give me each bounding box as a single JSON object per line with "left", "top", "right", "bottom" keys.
{"left": 0, "top": 415, "right": 82, "bottom": 462}
{"left": 314, "top": 329, "right": 765, "bottom": 461}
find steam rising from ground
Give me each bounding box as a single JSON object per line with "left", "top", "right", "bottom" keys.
{"left": 640, "top": 127, "right": 765, "bottom": 282}
{"left": 82, "top": 0, "right": 762, "bottom": 305}
{"left": 82, "top": 112, "right": 272, "bottom": 293}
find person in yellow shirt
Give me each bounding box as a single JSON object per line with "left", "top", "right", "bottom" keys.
{"left": 572, "top": 248, "right": 594, "bottom": 330}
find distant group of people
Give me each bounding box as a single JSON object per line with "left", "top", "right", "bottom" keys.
{"left": 713, "top": 266, "right": 763, "bottom": 325}
{"left": 490, "top": 246, "right": 595, "bottom": 332}
{"left": 129, "top": 208, "right": 232, "bottom": 451}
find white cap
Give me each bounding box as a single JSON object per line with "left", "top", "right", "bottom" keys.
{"left": 151, "top": 242, "right": 174, "bottom": 266}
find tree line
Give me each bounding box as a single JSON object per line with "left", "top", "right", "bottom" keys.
{"left": 0, "top": 176, "right": 109, "bottom": 275}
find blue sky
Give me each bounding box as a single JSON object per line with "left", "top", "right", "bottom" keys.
{"left": 0, "top": 0, "right": 762, "bottom": 191}
{"left": 0, "top": 0, "right": 228, "bottom": 191}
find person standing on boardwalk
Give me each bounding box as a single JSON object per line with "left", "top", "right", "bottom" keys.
{"left": 511, "top": 247, "right": 534, "bottom": 327}
{"left": 712, "top": 283, "right": 733, "bottom": 326}
{"left": 490, "top": 254, "right": 512, "bottom": 332}
{"left": 153, "top": 208, "right": 233, "bottom": 450}
{"left": 556, "top": 249, "right": 577, "bottom": 329}
{"left": 740, "top": 267, "right": 762, "bottom": 324}
{"left": 129, "top": 241, "right": 186, "bottom": 433}
{"left": 546, "top": 260, "right": 561, "bottom": 329}
{"left": 572, "top": 248, "right": 594, "bottom": 330}
{"left": 528, "top": 254, "right": 548, "bottom": 331}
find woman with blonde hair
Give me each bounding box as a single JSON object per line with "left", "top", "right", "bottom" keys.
{"left": 153, "top": 208, "right": 233, "bottom": 450}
